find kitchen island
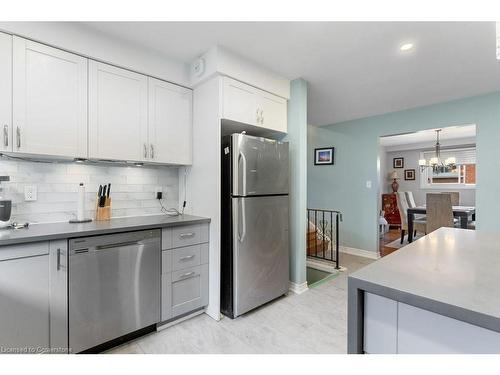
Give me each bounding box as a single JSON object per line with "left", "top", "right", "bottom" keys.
{"left": 348, "top": 227, "right": 500, "bottom": 354}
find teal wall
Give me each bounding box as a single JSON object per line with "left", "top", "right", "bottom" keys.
{"left": 308, "top": 91, "right": 500, "bottom": 253}
{"left": 285, "top": 79, "right": 308, "bottom": 285}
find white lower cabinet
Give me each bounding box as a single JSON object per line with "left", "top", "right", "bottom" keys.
{"left": 397, "top": 303, "right": 500, "bottom": 354}
{"left": 363, "top": 292, "right": 397, "bottom": 354}
{"left": 364, "top": 292, "right": 500, "bottom": 354}
{"left": 0, "top": 243, "right": 50, "bottom": 353}
{"left": 161, "top": 225, "right": 209, "bottom": 322}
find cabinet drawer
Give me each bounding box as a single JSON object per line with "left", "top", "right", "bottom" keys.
{"left": 162, "top": 223, "right": 209, "bottom": 249}
{"left": 161, "top": 264, "right": 208, "bottom": 322}
{"left": 171, "top": 243, "right": 208, "bottom": 271}
{"left": 0, "top": 241, "right": 49, "bottom": 262}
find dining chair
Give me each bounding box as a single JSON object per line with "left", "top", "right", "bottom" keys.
{"left": 405, "top": 191, "right": 417, "bottom": 208}
{"left": 441, "top": 191, "right": 460, "bottom": 206}
{"left": 426, "top": 193, "right": 455, "bottom": 233}
{"left": 396, "top": 191, "right": 426, "bottom": 244}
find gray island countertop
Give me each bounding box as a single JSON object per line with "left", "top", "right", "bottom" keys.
{"left": 0, "top": 214, "right": 210, "bottom": 246}
{"left": 348, "top": 227, "right": 500, "bottom": 353}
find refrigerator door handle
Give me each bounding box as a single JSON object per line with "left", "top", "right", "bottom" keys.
{"left": 238, "top": 198, "right": 246, "bottom": 242}
{"left": 238, "top": 150, "right": 247, "bottom": 196}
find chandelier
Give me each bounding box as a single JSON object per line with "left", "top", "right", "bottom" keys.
{"left": 418, "top": 129, "right": 456, "bottom": 172}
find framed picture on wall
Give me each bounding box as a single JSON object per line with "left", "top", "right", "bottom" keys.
{"left": 404, "top": 169, "right": 415, "bottom": 180}
{"left": 314, "top": 147, "right": 334, "bottom": 165}
{"left": 393, "top": 157, "right": 404, "bottom": 168}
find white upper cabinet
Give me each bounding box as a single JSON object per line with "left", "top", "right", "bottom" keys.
{"left": 222, "top": 77, "right": 287, "bottom": 133}
{"left": 148, "top": 78, "right": 193, "bottom": 165}
{"left": 259, "top": 91, "right": 287, "bottom": 133}
{"left": 12, "top": 37, "right": 88, "bottom": 158}
{"left": 89, "top": 61, "right": 148, "bottom": 162}
{"left": 223, "top": 78, "right": 260, "bottom": 126}
{"left": 0, "top": 32, "right": 12, "bottom": 153}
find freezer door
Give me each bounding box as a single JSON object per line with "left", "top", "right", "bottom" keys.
{"left": 232, "top": 133, "right": 289, "bottom": 196}
{"left": 232, "top": 195, "right": 289, "bottom": 317}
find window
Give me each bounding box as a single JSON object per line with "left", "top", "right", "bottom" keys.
{"left": 420, "top": 147, "right": 476, "bottom": 188}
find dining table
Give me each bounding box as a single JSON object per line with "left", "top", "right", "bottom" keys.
{"left": 407, "top": 205, "right": 476, "bottom": 243}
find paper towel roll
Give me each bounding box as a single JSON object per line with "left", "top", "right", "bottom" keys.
{"left": 77, "top": 183, "right": 85, "bottom": 221}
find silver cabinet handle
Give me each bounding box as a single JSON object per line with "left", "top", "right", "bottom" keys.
{"left": 179, "top": 232, "right": 195, "bottom": 238}
{"left": 256, "top": 108, "right": 260, "bottom": 124}
{"left": 150, "top": 144, "right": 154, "bottom": 159}
{"left": 143, "top": 143, "right": 148, "bottom": 158}
{"left": 3, "top": 125, "right": 8, "bottom": 147}
{"left": 180, "top": 255, "right": 195, "bottom": 261}
{"left": 56, "top": 248, "right": 61, "bottom": 270}
{"left": 260, "top": 109, "right": 264, "bottom": 124}
{"left": 179, "top": 271, "right": 195, "bottom": 279}
{"left": 16, "top": 126, "right": 20, "bottom": 149}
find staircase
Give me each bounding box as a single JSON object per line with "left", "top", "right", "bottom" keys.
{"left": 307, "top": 208, "right": 341, "bottom": 269}
{"left": 307, "top": 224, "right": 330, "bottom": 257}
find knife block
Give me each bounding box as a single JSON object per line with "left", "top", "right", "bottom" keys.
{"left": 96, "top": 197, "right": 111, "bottom": 221}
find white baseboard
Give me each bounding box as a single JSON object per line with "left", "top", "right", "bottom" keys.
{"left": 340, "top": 246, "right": 380, "bottom": 260}
{"left": 307, "top": 258, "right": 342, "bottom": 274}
{"left": 288, "top": 281, "right": 308, "bottom": 295}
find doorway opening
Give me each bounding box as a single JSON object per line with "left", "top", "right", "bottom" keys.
{"left": 378, "top": 124, "right": 476, "bottom": 256}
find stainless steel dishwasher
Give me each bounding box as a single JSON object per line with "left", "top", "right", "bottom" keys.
{"left": 69, "top": 229, "right": 160, "bottom": 353}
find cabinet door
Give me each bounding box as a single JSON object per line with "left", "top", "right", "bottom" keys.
{"left": 12, "top": 37, "right": 88, "bottom": 158}
{"left": 0, "top": 245, "right": 50, "bottom": 353}
{"left": 259, "top": 92, "right": 287, "bottom": 133}
{"left": 171, "top": 264, "right": 208, "bottom": 318}
{"left": 148, "top": 78, "right": 193, "bottom": 164}
{"left": 222, "top": 77, "right": 259, "bottom": 126}
{"left": 397, "top": 302, "right": 500, "bottom": 354}
{"left": 89, "top": 60, "right": 148, "bottom": 162}
{"left": 0, "top": 32, "right": 12, "bottom": 152}
{"left": 363, "top": 292, "right": 398, "bottom": 354}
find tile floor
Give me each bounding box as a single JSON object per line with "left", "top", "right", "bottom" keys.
{"left": 107, "top": 253, "right": 374, "bottom": 354}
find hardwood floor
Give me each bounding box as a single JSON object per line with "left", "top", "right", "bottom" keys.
{"left": 379, "top": 228, "right": 401, "bottom": 257}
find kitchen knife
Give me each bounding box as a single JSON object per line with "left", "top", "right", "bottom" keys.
{"left": 100, "top": 185, "right": 107, "bottom": 207}
{"left": 107, "top": 183, "right": 111, "bottom": 197}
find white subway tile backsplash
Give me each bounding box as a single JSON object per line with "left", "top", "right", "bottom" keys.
{"left": 0, "top": 159, "right": 179, "bottom": 223}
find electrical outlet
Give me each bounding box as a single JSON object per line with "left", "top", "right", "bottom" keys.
{"left": 24, "top": 185, "right": 37, "bottom": 201}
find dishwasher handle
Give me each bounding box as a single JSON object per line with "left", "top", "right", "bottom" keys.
{"left": 95, "top": 241, "right": 142, "bottom": 251}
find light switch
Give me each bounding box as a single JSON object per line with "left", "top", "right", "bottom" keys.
{"left": 366, "top": 180, "right": 372, "bottom": 189}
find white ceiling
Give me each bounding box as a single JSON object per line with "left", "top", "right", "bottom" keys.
{"left": 80, "top": 22, "right": 500, "bottom": 126}
{"left": 380, "top": 124, "right": 476, "bottom": 147}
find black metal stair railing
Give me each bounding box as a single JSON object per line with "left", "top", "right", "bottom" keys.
{"left": 307, "top": 209, "right": 342, "bottom": 269}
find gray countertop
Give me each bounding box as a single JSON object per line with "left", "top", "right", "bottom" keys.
{"left": 349, "top": 227, "right": 500, "bottom": 337}
{"left": 0, "top": 214, "right": 210, "bottom": 246}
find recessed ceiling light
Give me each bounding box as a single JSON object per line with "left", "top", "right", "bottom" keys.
{"left": 400, "top": 43, "right": 414, "bottom": 52}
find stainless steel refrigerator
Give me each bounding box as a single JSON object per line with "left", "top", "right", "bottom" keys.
{"left": 221, "top": 133, "right": 289, "bottom": 318}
